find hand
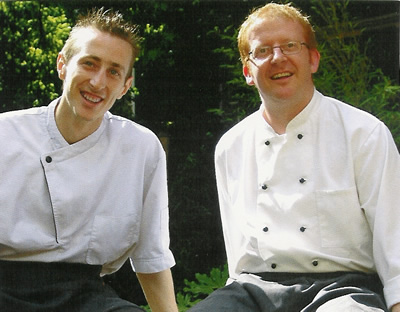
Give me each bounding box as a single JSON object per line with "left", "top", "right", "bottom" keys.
{"left": 392, "top": 303, "right": 400, "bottom": 312}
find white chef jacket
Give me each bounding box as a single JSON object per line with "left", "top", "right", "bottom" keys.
{"left": 0, "top": 99, "right": 175, "bottom": 276}
{"left": 215, "top": 90, "right": 400, "bottom": 308}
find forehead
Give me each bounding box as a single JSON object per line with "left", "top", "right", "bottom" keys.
{"left": 248, "top": 17, "right": 306, "bottom": 47}
{"left": 72, "top": 28, "right": 133, "bottom": 71}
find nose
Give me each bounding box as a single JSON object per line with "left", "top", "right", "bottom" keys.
{"left": 90, "top": 69, "right": 107, "bottom": 90}
{"left": 270, "top": 47, "right": 287, "bottom": 64}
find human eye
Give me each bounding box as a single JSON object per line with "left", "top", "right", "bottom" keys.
{"left": 83, "top": 60, "right": 94, "bottom": 67}
{"left": 284, "top": 41, "right": 299, "bottom": 52}
{"left": 109, "top": 68, "right": 121, "bottom": 77}
{"left": 80, "top": 58, "right": 97, "bottom": 69}
{"left": 255, "top": 46, "right": 271, "bottom": 59}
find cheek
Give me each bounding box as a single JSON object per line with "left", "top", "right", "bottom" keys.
{"left": 254, "top": 66, "right": 270, "bottom": 83}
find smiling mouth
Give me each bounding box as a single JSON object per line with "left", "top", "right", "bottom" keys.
{"left": 271, "top": 72, "right": 293, "bottom": 80}
{"left": 81, "top": 91, "right": 103, "bottom": 103}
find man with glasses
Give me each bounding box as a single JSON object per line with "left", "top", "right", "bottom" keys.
{"left": 190, "top": 3, "right": 400, "bottom": 312}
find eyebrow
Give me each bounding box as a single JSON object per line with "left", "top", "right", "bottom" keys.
{"left": 83, "top": 55, "right": 126, "bottom": 73}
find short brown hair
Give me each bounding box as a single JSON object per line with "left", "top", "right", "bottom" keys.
{"left": 62, "top": 8, "right": 141, "bottom": 78}
{"left": 238, "top": 3, "right": 317, "bottom": 66}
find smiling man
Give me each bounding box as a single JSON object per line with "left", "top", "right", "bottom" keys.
{"left": 0, "top": 8, "right": 178, "bottom": 312}
{"left": 189, "top": 3, "right": 400, "bottom": 312}
{"left": 55, "top": 26, "right": 134, "bottom": 144}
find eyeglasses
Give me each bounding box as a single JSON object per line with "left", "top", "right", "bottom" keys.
{"left": 248, "top": 41, "right": 309, "bottom": 62}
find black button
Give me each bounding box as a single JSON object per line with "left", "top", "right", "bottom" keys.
{"left": 312, "top": 260, "right": 318, "bottom": 266}
{"left": 263, "top": 227, "right": 269, "bottom": 232}
{"left": 299, "top": 178, "right": 306, "bottom": 184}
{"left": 265, "top": 141, "right": 270, "bottom": 146}
{"left": 271, "top": 263, "right": 277, "bottom": 269}
{"left": 297, "top": 134, "right": 303, "bottom": 139}
{"left": 300, "top": 226, "right": 306, "bottom": 232}
{"left": 45, "top": 156, "right": 52, "bottom": 163}
{"left": 261, "top": 184, "right": 268, "bottom": 190}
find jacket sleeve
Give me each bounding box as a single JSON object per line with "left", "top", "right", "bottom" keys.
{"left": 354, "top": 121, "right": 400, "bottom": 309}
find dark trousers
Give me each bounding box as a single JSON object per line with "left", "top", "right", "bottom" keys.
{"left": 0, "top": 260, "right": 144, "bottom": 312}
{"left": 189, "top": 271, "right": 388, "bottom": 312}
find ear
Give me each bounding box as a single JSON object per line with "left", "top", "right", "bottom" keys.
{"left": 309, "top": 48, "right": 320, "bottom": 74}
{"left": 117, "top": 76, "right": 134, "bottom": 100}
{"left": 57, "top": 53, "right": 67, "bottom": 80}
{"left": 243, "top": 66, "right": 255, "bottom": 86}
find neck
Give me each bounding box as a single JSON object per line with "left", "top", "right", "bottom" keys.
{"left": 263, "top": 95, "right": 311, "bottom": 134}
{"left": 261, "top": 90, "right": 314, "bottom": 134}
{"left": 55, "top": 102, "right": 102, "bottom": 144}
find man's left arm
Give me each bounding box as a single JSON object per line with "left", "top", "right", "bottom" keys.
{"left": 355, "top": 122, "right": 400, "bottom": 309}
{"left": 137, "top": 269, "right": 178, "bottom": 312}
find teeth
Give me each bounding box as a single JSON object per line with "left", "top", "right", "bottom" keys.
{"left": 272, "top": 72, "right": 292, "bottom": 80}
{"left": 82, "top": 92, "right": 102, "bottom": 103}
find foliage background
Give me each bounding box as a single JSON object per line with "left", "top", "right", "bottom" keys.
{"left": 1, "top": 0, "right": 399, "bottom": 309}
